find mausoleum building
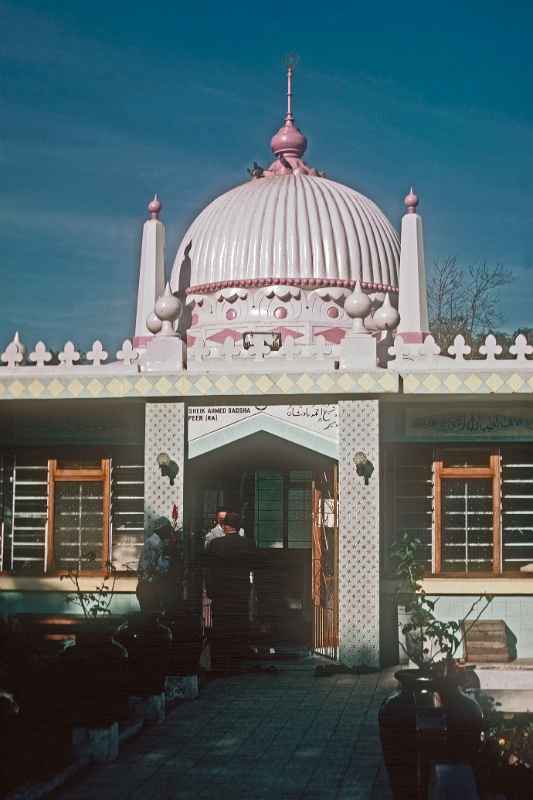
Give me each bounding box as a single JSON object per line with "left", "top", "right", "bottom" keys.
{"left": 2, "top": 68, "right": 533, "bottom": 667}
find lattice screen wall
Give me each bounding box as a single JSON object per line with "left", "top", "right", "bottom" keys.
{"left": 338, "top": 399, "right": 380, "bottom": 667}
{"left": 144, "top": 402, "right": 185, "bottom": 533}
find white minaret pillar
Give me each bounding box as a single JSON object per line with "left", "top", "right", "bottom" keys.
{"left": 397, "top": 188, "right": 429, "bottom": 343}
{"left": 134, "top": 195, "right": 165, "bottom": 348}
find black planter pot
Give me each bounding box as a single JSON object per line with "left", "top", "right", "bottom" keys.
{"left": 58, "top": 619, "right": 129, "bottom": 727}
{"left": 164, "top": 610, "right": 203, "bottom": 676}
{"left": 114, "top": 613, "right": 172, "bottom": 696}
{"left": 482, "top": 762, "right": 533, "bottom": 800}
{"left": 379, "top": 668, "right": 483, "bottom": 800}
{"left": 435, "top": 673, "right": 484, "bottom": 762}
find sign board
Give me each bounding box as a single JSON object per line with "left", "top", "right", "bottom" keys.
{"left": 405, "top": 407, "right": 533, "bottom": 440}
{"left": 188, "top": 404, "right": 338, "bottom": 459}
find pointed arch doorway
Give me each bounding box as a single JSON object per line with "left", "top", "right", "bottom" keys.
{"left": 187, "top": 431, "right": 339, "bottom": 657}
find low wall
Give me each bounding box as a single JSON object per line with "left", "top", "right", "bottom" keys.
{"left": 0, "top": 591, "right": 139, "bottom": 616}
{"left": 382, "top": 593, "right": 533, "bottom": 663}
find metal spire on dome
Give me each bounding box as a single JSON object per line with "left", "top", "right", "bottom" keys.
{"left": 270, "top": 58, "right": 307, "bottom": 159}
{"left": 263, "top": 58, "right": 322, "bottom": 177}
{"left": 286, "top": 56, "right": 296, "bottom": 122}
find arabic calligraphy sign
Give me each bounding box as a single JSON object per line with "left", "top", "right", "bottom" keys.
{"left": 405, "top": 407, "right": 533, "bottom": 439}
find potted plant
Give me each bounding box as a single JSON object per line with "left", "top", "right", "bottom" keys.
{"left": 474, "top": 696, "right": 533, "bottom": 799}
{"left": 58, "top": 559, "right": 130, "bottom": 727}
{"left": 114, "top": 514, "right": 177, "bottom": 697}
{"left": 379, "top": 532, "right": 493, "bottom": 799}
{"left": 0, "top": 617, "right": 74, "bottom": 792}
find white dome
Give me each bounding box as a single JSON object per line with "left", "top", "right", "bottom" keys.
{"left": 171, "top": 174, "right": 400, "bottom": 295}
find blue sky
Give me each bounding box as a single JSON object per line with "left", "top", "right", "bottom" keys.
{"left": 2, "top": 0, "right": 533, "bottom": 354}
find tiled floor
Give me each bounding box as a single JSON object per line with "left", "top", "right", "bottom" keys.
{"left": 54, "top": 659, "right": 395, "bottom": 800}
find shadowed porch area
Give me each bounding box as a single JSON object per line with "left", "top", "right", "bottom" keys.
{"left": 54, "top": 658, "right": 394, "bottom": 800}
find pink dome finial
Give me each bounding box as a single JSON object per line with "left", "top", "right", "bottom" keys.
{"left": 270, "top": 57, "right": 307, "bottom": 159}
{"left": 148, "top": 193, "right": 162, "bottom": 219}
{"left": 404, "top": 186, "right": 419, "bottom": 214}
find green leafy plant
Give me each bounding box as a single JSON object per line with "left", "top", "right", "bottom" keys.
{"left": 61, "top": 554, "right": 118, "bottom": 618}
{"left": 391, "top": 531, "right": 493, "bottom": 671}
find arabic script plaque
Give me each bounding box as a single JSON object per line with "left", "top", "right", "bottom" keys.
{"left": 188, "top": 404, "right": 339, "bottom": 445}
{"left": 405, "top": 407, "right": 533, "bottom": 439}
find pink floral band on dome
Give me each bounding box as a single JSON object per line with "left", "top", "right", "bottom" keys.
{"left": 186, "top": 277, "right": 399, "bottom": 295}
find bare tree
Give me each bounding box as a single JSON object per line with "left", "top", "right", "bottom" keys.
{"left": 428, "top": 258, "right": 513, "bottom": 352}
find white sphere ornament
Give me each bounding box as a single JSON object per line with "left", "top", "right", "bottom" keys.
{"left": 373, "top": 293, "right": 400, "bottom": 331}
{"left": 155, "top": 284, "right": 182, "bottom": 322}
{"left": 364, "top": 314, "right": 379, "bottom": 332}
{"left": 344, "top": 282, "right": 371, "bottom": 319}
{"left": 146, "top": 312, "right": 163, "bottom": 334}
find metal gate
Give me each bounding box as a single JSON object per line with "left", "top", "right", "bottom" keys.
{"left": 312, "top": 465, "right": 339, "bottom": 659}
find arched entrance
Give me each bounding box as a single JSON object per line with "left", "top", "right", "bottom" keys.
{"left": 187, "top": 431, "right": 338, "bottom": 656}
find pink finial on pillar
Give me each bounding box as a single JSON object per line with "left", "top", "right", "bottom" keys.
{"left": 148, "top": 194, "right": 162, "bottom": 219}
{"left": 404, "top": 187, "right": 419, "bottom": 214}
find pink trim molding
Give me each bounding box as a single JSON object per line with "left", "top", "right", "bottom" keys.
{"left": 397, "top": 331, "right": 428, "bottom": 344}
{"left": 206, "top": 328, "right": 242, "bottom": 344}
{"left": 133, "top": 335, "right": 153, "bottom": 347}
{"left": 187, "top": 277, "right": 399, "bottom": 296}
{"left": 273, "top": 326, "right": 305, "bottom": 341}
{"left": 313, "top": 327, "right": 347, "bottom": 345}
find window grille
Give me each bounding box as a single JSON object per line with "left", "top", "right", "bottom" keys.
{"left": 392, "top": 445, "right": 533, "bottom": 577}
{"left": 255, "top": 471, "right": 284, "bottom": 548}
{"left": 47, "top": 459, "right": 110, "bottom": 573}
{"left": 287, "top": 471, "right": 312, "bottom": 549}
{"left": 392, "top": 447, "right": 433, "bottom": 568}
{"left": 502, "top": 450, "right": 533, "bottom": 571}
{"left": 110, "top": 459, "right": 145, "bottom": 572}
{"left": 3, "top": 449, "right": 144, "bottom": 575}
{"left": 438, "top": 476, "right": 494, "bottom": 573}
{"left": 253, "top": 471, "right": 313, "bottom": 549}
{"left": 11, "top": 456, "right": 48, "bottom": 574}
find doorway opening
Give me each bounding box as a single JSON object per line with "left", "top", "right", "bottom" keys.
{"left": 187, "top": 432, "right": 338, "bottom": 657}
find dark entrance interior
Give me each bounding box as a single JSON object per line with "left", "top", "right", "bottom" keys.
{"left": 187, "top": 432, "right": 337, "bottom": 651}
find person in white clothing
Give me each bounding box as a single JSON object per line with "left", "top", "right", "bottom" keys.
{"left": 204, "top": 507, "right": 244, "bottom": 549}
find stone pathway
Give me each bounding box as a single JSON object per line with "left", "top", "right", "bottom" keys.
{"left": 54, "top": 660, "right": 395, "bottom": 800}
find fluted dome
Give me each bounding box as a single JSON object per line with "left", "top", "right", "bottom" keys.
{"left": 171, "top": 174, "right": 400, "bottom": 294}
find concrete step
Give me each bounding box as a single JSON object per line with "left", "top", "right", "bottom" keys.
{"left": 475, "top": 661, "right": 533, "bottom": 690}
{"left": 476, "top": 689, "right": 533, "bottom": 713}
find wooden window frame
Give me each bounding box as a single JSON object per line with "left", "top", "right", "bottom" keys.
{"left": 433, "top": 453, "right": 502, "bottom": 576}
{"left": 46, "top": 458, "right": 111, "bottom": 575}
